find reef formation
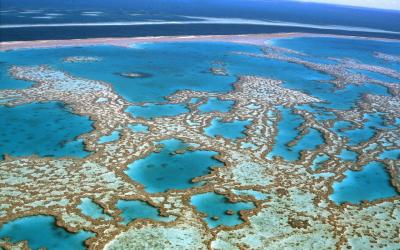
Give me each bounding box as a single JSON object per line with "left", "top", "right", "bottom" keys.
{"left": 0, "top": 34, "right": 399, "bottom": 249}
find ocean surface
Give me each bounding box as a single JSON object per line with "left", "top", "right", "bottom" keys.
{"left": 1, "top": 0, "right": 400, "bottom": 41}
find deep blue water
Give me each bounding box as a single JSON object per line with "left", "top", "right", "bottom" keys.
{"left": 0, "top": 215, "right": 94, "bottom": 250}
{"left": 1, "top": 0, "right": 400, "bottom": 41}
{"left": 0, "top": 102, "right": 92, "bottom": 158}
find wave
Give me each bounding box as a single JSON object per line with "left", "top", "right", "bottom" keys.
{"left": 1, "top": 16, "right": 399, "bottom": 35}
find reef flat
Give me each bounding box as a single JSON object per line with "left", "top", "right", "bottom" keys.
{"left": 0, "top": 34, "right": 399, "bottom": 249}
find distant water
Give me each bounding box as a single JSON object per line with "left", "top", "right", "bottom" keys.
{"left": 1, "top": 0, "right": 400, "bottom": 41}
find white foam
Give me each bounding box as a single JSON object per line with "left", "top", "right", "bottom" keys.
{"left": 81, "top": 11, "right": 104, "bottom": 14}
{"left": 81, "top": 13, "right": 100, "bottom": 16}
{"left": 32, "top": 16, "right": 54, "bottom": 19}
{"left": 45, "top": 13, "right": 65, "bottom": 16}
{"left": 1, "top": 16, "right": 399, "bottom": 35}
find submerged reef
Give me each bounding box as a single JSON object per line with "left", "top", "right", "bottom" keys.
{"left": 0, "top": 35, "right": 399, "bottom": 249}
{"left": 63, "top": 56, "right": 102, "bottom": 63}
{"left": 115, "top": 72, "right": 153, "bottom": 79}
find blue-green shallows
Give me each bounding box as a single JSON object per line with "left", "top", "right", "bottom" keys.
{"left": 78, "top": 198, "right": 111, "bottom": 220}
{"left": 125, "top": 103, "right": 188, "bottom": 119}
{"left": 125, "top": 139, "right": 224, "bottom": 193}
{"left": 204, "top": 118, "right": 250, "bottom": 140}
{"left": 337, "top": 149, "right": 358, "bottom": 162}
{"left": 128, "top": 124, "right": 149, "bottom": 133}
{"left": 191, "top": 192, "right": 255, "bottom": 228}
{"left": 267, "top": 106, "right": 324, "bottom": 161}
{"left": 198, "top": 97, "right": 234, "bottom": 113}
{"left": 0, "top": 215, "right": 94, "bottom": 250}
{"left": 0, "top": 102, "right": 93, "bottom": 158}
{"left": 116, "top": 200, "right": 173, "bottom": 225}
{"left": 329, "top": 162, "right": 399, "bottom": 204}
{"left": 98, "top": 131, "right": 120, "bottom": 144}
{"left": 379, "top": 149, "right": 400, "bottom": 160}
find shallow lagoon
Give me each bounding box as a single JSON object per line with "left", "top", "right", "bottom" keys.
{"left": 204, "top": 118, "right": 250, "bottom": 140}
{"left": 126, "top": 103, "right": 188, "bottom": 119}
{"left": 0, "top": 215, "right": 94, "bottom": 250}
{"left": 116, "top": 200, "right": 172, "bottom": 225}
{"left": 332, "top": 113, "right": 389, "bottom": 145}
{"left": 190, "top": 192, "right": 255, "bottom": 228}
{"left": 128, "top": 123, "right": 149, "bottom": 133}
{"left": 0, "top": 102, "right": 92, "bottom": 158}
{"left": 125, "top": 139, "right": 224, "bottom": 193}
{"left": 267, "top": 106, "right": 324, "bottom": 161}
{"left": 198, "top": 97, "right": 234, "bottom": 113}
{"left": 78, "top": 198, "right": 111, "bottom": 220}
{"left": 98, "top": 131, "right": 120, "bottom": 144}
{"left": 329, "top": 162, "right": 399, "bottom": 204}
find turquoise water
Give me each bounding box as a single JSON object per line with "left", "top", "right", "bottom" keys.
{"left": 267, "top": 106, "right": 303, "bottom": 160}
{"left": 125, "top": 139, "right": 224, "bottom": 193}
{"left": 333, "top": 113, "right": 389, "bottom": 145}
{"left": 98, "top": 131, "right": 120, "bottom": 144}
{"left": 116, "top": 200, "right": 171, "bottom": 225}
{"left": 198, "top": 97, "right": 234, "bottom": 113}
{"left": 311, "top": 153, "right": 330, "bottom": 171}
{"left": 329, "top": 162, "right": 399, "bottom": 204}
{"left": 126, "top": 103, "right": 188, "bottom": 119}
{"left": 267, "top": 106, "right": 324, "bottom": 161}
{"left": 0, "top": 62, "right": 33, "bottom": 89}
{"left": 0, "top": 102, "right": 92, "bottom": 158}
{"left": 295, "top": 104, "right": 336, "bottom": 121}
{"left": 337, "top": 149, "right": 358, "bottom": 162}
{"left": 128, "top": 123, "right": 149, "bottom": 133}
{"left": 190, "top": 192, "right": 255, "bottom": 228}
{"left": 0, "top": 41, "right": 331, "bottom": 104}
{"left": 78, "top": 198, "right": 111, "bottom": 220}
{"left": 0, "top": 215, "right": 94, "bottom": 250}
{"left": 1, "top": 39, "right": 397, "bottom": 112}
{"left": 315, "top": 83, "right": 390, "bottom": 110}
{"left": 0, "top": 43, "right": 254, "bottom": 102}
{"left": 189, "top": 97, "right": 200, "bottom": 104}
{"left": 379, "top": 149, "right": 400, "bottom": 160}
{"left": 204, "top": 118, "right": 250, "bottom": 140}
